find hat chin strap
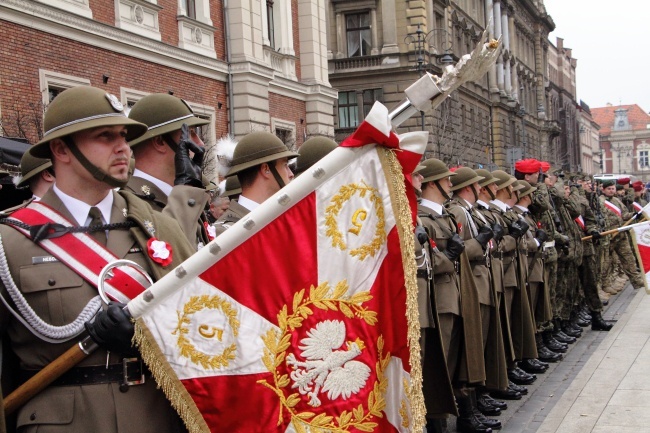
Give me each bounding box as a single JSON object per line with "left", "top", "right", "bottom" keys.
{"left": 162, "top": 134, "right": 179, "bottom": 153}
{"left": 63, "top": 137, "right": 129, "bottom": 188}
{"left": 268, "top": 163, "right": 286, "bottom": 189}
{"left": 487, "top": 187, "right": 496, "bottom": 200}
{"left": 434, "top": 180, "right": 450, "bottom": 200}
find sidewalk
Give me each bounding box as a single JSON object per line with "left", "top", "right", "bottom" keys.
{"left": 536, "top": 287, "right": 650, "bottom": 433}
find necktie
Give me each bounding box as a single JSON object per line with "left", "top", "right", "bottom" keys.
{"left": 88, "top": 207, "right": 107, "bottom": 246}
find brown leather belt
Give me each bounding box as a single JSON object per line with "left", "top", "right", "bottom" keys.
{"left": 20, "top": 358, "right": 148, "bottom": 390}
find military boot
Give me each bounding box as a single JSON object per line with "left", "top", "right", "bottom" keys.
{"left": 426, "top": 418, "right": 449, "bottom": 433}
{"left": 591, "top": 311, "right": 613, "bottom": 331}
{"left": 456, "top": 394, "right": 493, "bottom": 433}
{"left": 542, "top": 330, "right": 568, "bottom": 353}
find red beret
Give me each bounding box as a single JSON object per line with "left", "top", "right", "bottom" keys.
{"left": 540, "top": 161, "right": 551, "bottom": 173}
{"left": 617, "top": 178, "right": 630, "bottom": 185}
{"left": 449, "top": 166, "right": 463, "bottom": 172}
{"left": 633, "top": 183, "right": 644, "bottom": 192}
{"left": 514, "top": 158, "right": 541, "bottom": 174}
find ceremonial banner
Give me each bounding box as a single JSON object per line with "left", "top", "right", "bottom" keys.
{"left": 631, "top": 221, "right": 650, "bottom": 295}
{"left": 133, "top": 103, "right": 427, "bottom": 432}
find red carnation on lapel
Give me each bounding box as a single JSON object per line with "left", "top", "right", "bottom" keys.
{"left": 147, "top": 237, "right": 173, "bottom": 267}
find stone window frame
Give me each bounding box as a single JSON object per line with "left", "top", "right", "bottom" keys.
{"left": 114, "top": 0, "right": 163, "bottom": 41}
{"left": 332, "top": 0, "right": 378, "bottom": 58}
{"left": 261, "top": 0, "right": 294, "bottom": 56}
{"left": 271, "top": 118, "right": 297, "bottom": 149}
{"left": 637, "top": 142, "right": 650, "bottom": 169}
{"left": 38, "top": 0, "right": 92, "bottom": 19}
{"left": 39, "top": 70, "right": 91, "bottom": 107}
{"left": 176, "top": 0, "right": 217, "bottom": 58}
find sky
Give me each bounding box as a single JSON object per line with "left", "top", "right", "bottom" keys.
{"left": 544, "top": 0, "right": 650, "bottom": 112}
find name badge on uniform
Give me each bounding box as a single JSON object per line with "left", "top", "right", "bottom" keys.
{"left": 32, "top": 256, "right": 59, "bottom": 265}
{"left": 128, "top": 247, "right": 143, "bottom": 254}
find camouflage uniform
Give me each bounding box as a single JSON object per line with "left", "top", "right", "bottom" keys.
{"left": 573, "top": 187, "right": 604, "bottom": 312}
{"left": 601, "top": 194, "right": 645, "bottom": 289}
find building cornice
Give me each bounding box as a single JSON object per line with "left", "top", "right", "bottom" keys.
{"left": 1, "top": 0, "right": 229, "bottom": 81}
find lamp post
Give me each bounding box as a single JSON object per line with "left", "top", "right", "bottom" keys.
{"left": 404, "top": 25, "right": 454, "bottom": 133}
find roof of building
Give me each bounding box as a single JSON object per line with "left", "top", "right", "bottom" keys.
{"left": 591, "top": 104, "right": 650, "bottom": 136}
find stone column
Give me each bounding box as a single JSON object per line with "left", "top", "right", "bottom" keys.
{"left": 335, "top": 12, "right": 344, "bottom": 58}
{"left": 502, "top": 8, "right": 511, "bottom": 98}
{"left": 356, "top": 90, "right": 365, "bottom": 124}
{"left": 381, "top": 0, "right": 399, "bottom": 54}
{"left": 494, "top": 0, "right": 504, "bottom": 94}
{"left": 535, "top": 28, "right": 547, "bottom": 119}
{"left": 370, "top": 8, "right": 379, "bottom": 55}
{"left": 485, "top": 0, "right": 498, "bottom": 94}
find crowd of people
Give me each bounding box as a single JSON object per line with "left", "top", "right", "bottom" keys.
{"left": 413, "top": 159, "right": 647, "bottom": 433}
{"left": 0, "top": 84, "right": 646, "bottom": 433}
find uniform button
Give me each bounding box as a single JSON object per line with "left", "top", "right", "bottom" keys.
{"left": 48, "top": 279, "right": 56, "bottom": 286}
{"left": 30, "top": 413, "right": 36, "bottom": 421}
{"left": 188, "top": 199, "right": 196, "bottom": 207}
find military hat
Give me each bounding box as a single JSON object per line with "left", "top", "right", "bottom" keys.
{"left": 221, "top": 176, "right": 242, "bottom": 197}
{"left": 517, "top": 180, "right": 537, "bottom": 198}
{"left": 227, "top": 131, "right": 299, "bottom": 176}
{"left": 602, "top": 179, "right": 615, "bottom": 188}
{"left": 414, "top": 164, "right": 426, "bottom": 172}
{"left": 203, "top": 174, "right": 220, "bottom": 193}
{"left": 514, "top": 158, "right": 542, "bottom": 174}
{"left": 31, "top": 86, "right": 147, "bottom": 158}
{"left": 540, "top": 161, "right": 551, "bottom": 173}
{"left": 416, "top": 158, "right": 456, "bottom": 183}
{"left": 616, "top": 183, "right": 624, "bottom": 191}
{"left": 512, "top": 179, "right": 526, "bottom": 192}
{"left": 450, "top": 167, "right": 484, "bottom": 191}
{"left": 475, "top": 169, "right": 497, "bottom": 187}
{"left": 617, "top": 177, "right": 630, "bottom": 185}
{"left": 491, "top": 170, "right": 516, "bottom": 190}
{"left": 127, "top": 94, "right": 209, "bottom": 147}
{"left": 16, "top": 152, "right": 53, "bottom": 188}
{"left": 294, "top": 136, "right": 337, "bottom": 175}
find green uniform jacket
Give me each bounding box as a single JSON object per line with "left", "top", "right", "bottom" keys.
{"left": 124, "top": 175, "right": 210, "bottom": 250}
{"left": 0, "top": 189, "right": 196, "bottom": 433}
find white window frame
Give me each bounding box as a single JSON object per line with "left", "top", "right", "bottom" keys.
{"left": 119, "top": 88, "right": 151, "bottom": 115}
{"left": 185, "top": 101, "right": 216, "bottom": 146}
{"left": 36, "top": 0, "right": 92, "bottom": 18}
{"left": 39, "top": 70, "right": 90, "bottom": 107}
{"left": 178, "top": 0, "right": 212, "bottom": 26}
{"left": 261, "top": 0, "right": 293, "bottom": 56}
{"left": 114, "top": 0, "right": 163, "bottom": 41}
{"left": 271, "top": 117, "right": 296, "bottom": 147}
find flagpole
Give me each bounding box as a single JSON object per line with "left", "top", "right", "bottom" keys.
{"left": 4, "top": 33, "right": 501, "bottom": 416}
{"left": 610, "top": 201, "right": 650, "bottom": 239}
{"left": 582, "top": 219, "right": 650, "bottom": 241}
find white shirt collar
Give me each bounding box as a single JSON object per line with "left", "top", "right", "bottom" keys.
{"left": 133, "top": 169, "right": 173, "bottom": 197}
{"left": 491, "top": 199, "right": 509, "bottom": 212}
{"left": 420, "top": 198, "right": 444, "bottom": 215}
{"left": 238, "top": 195, "right": 260, "bottom": 212}
{"left": 53, "top": 184, "right": 113, "bottom": 226}
{"left": 476, "top": 199, "right": 490, "bottom": 209}
{"left": 515, "top": 204, "right": 528, "bottom": 212}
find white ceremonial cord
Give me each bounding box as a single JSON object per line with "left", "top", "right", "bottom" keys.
{"left": 0, "top": 234, "right": 101, "bottom": 343}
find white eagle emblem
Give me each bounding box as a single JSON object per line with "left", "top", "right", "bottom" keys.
{"left": 286, "top": 320, "right": 371, "bottom": 407}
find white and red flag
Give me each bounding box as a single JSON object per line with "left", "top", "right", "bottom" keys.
{"left": 631, "top": 220, "right": 650, "bottom": 295}
{"left": 129, "top": 102, "right": 427, "bottom": 433}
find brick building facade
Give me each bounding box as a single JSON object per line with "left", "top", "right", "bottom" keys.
{"left": 0, "top": 0, "right": 335, "bottom": 161}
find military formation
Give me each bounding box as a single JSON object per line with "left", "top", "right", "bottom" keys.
{"left": 415, "top": 158, "right": 647, "bottom": 433}
{"left": 0, "top": 85, "right": 646, "bottom": 433}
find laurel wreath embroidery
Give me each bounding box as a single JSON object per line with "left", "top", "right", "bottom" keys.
{"left": 257, "top": 281, "right": 388, "bottom": 432}
{"left": 399, "top": 378, "right": 411, "bottom": 428}
{"left": 325, "top": 182, "right": 386, "bottom": 261}
{"left": 173, "top": 295, "right": 240, "bottom": 369}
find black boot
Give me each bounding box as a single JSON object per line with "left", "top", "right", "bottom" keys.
{"left": 482, "top": 394, "right": 507, "bottom": 410}
{"left": 426, "top": 418, "right": 449, "bottom": 433}
{"left": 553, "top": 318, "right": 577, "bottom": 343}
{"left": 591, "top": 311, "right": 613, "bottom": 331}
{"left": 470, "top": 391, "right": 502, "bottom": 430}
{"left": 508, "top": 380, "right": 528, "bottom": 395}
{"left": 490, "top": 386, "right": 521, "bottom": 400}
{"left": 561, "top": 320, "right": 582, "bottom": 338}
{"left": 456, "top": 394, "right": 493, "bottom": 433}
{"left": 520, "top": 358, "right": 548, "bottom": 374}
{"left": 542, "top": 330, "right": 568, "bottom": 353}
{"left": 477, "top": 393, "right": 501, "bottom": 416}
{"left": 571, "top": 311, "right": 590, "bottom": 328}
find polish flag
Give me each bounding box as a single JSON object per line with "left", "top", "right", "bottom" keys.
{"left": 131, "top": 102, "right": 427, "bottom": 433}
{"left": 632, "top": 222, "right": 650, "bottom": 295}
{"left": 603, "top": 200, "right": 622, "bottom": 217}
{"left": 574, "top": 215, "right": 585, "bottom": 230}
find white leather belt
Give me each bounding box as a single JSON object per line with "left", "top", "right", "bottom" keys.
{"left": 543, "top": 240, "right": 555, "bottom": 249}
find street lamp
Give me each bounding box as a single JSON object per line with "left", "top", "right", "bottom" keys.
{"left": 404, "top": 25, "right": 455, "bottom": 132}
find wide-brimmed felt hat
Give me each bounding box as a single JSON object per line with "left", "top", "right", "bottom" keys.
{"left": 417, "top": 158, "right": 456, "bottom": 183}
{"left": 128, "top": 93, "right": 209, "bottom": 147}
{"left": 227, "top": 131, "right": 299, "bottom": 176}
{"left": 31, "top": 86, "right": 147, "bottom": 158}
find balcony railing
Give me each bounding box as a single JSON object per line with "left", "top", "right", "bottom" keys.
{"left": 332, "top": 55, "right": 383, "bottom": 71}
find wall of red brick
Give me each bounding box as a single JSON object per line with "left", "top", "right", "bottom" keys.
{"left": 0, "top": 21, "right": 228, "bottom": 145}
{"left": 292, "top": 0, "right": 301, "bottom": 81}
{"left": 268, "top": 92, "right": 307, "bottom": 146}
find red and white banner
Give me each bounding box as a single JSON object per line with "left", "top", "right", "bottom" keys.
{"left": 574, "top": 215, "right": 585, "bottom": 230}
{"left": 603, "top": 200, "right": 622, "bottom": 217}
{"left": 632, "top": 221, "right": 650, "bottom": 295}
{"left": 133, "top": 102, "right": 427, "bottom": 433}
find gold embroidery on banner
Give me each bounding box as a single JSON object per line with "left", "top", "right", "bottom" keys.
{"left": 399, "top": 378, "right": 411, "bottom": 428}
{"left": 325, "top": 182, "right": 386, "bottom": 261}
{"left": 257, "top": 281, "right": 387, "bottom": 432}
{"left": 173, "top": 295, "right": 240, "bottom": 369}
{"left": 348, "top": 209, "right": 368, "bottom": 236}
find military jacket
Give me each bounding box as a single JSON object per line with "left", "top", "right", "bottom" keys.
{"left": 213, "top": 199, "right": 250, "bottom": 236}
{"left": 573, "top": 189, "right": 598, "bottom": 256}
{"left": 447, "top": 198, "right": 492, "bottom": 306}
{"left": 529, "top": 183, "right": 559, "bottom": 263}
{"left": 489, "top": 202, "right": 519, "bottom": 288}
{"left": 600, "top": 195, "right": 631, "bottom": 230}
{"left": 124, "top": 175, "right": 210, "bottom": 249}
{"left": 418, "top": 202, "right": 461, "bottom": 316}
{"left": 553, "top": 188, "right": 583, "bottom": 264}
{"left": 513, "top": 206, "right": 544, "bottom": 283}
{"left": 0, "top": 189, "right": 195, "bottom": 433}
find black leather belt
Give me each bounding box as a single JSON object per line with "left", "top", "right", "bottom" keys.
{"left": 416, "top": 269, "right": 428, "bottom": 278}
{"left": 20, "top": 358, "right": 148, "bottom": 391}
{"left": 470, "top": 258, "right": 487, "bottom": 266}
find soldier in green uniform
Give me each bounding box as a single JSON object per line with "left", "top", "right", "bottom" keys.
{"left": 127, "top": 93, "right": 212, "bottom": 249}
{"left": 214, "top": 131, "right": 298, "bottom": 234}
{"left": 416, "top": 160, "right": 493, "bottom": 433}
{"left": 600, "top": 179, "right": 645, "bottom": 290}
{"left": 0, "top": 86, "right": 196, "bottom": 433}
{"left": 15, "top": 152, "right": 55, "bottom": 201}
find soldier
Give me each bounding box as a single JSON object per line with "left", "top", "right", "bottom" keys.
{"left": 489, "top": 171, "right": 539, "bottom": 388}
{"left": 573, "top": 175, "right": 612, "bottom": 331}
{"left": 0, "top": 86, "right": 196, "bottom": 432}
{"left": 416, "top": 160, "right": 493, "bottom": 433}
{"left": 632, "top": 181, "right": 647, "bottom": 206}
{"left": 600, "top": 179, "right": 646, "bottom": 290}
{"left": 15, "top": 152, "right": 55, "bottom": 201}
{"left": 127, "top": 93, "right": 211, "bottom": 249}
{"left": 292, "top": 136, "right": 337, "bottom": 176}
{"left": 448, "top": 168, "right": 510, "bottom": 423}
{"left": 214, "top": 131, "right": 298, "bottom": 234}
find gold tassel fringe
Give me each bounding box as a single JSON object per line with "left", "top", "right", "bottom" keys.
{"left": 134, "top": 319, "right": 211, "bottom": 433}
{"left": 378, "top": 147, "right": 426, "bottom": 432}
